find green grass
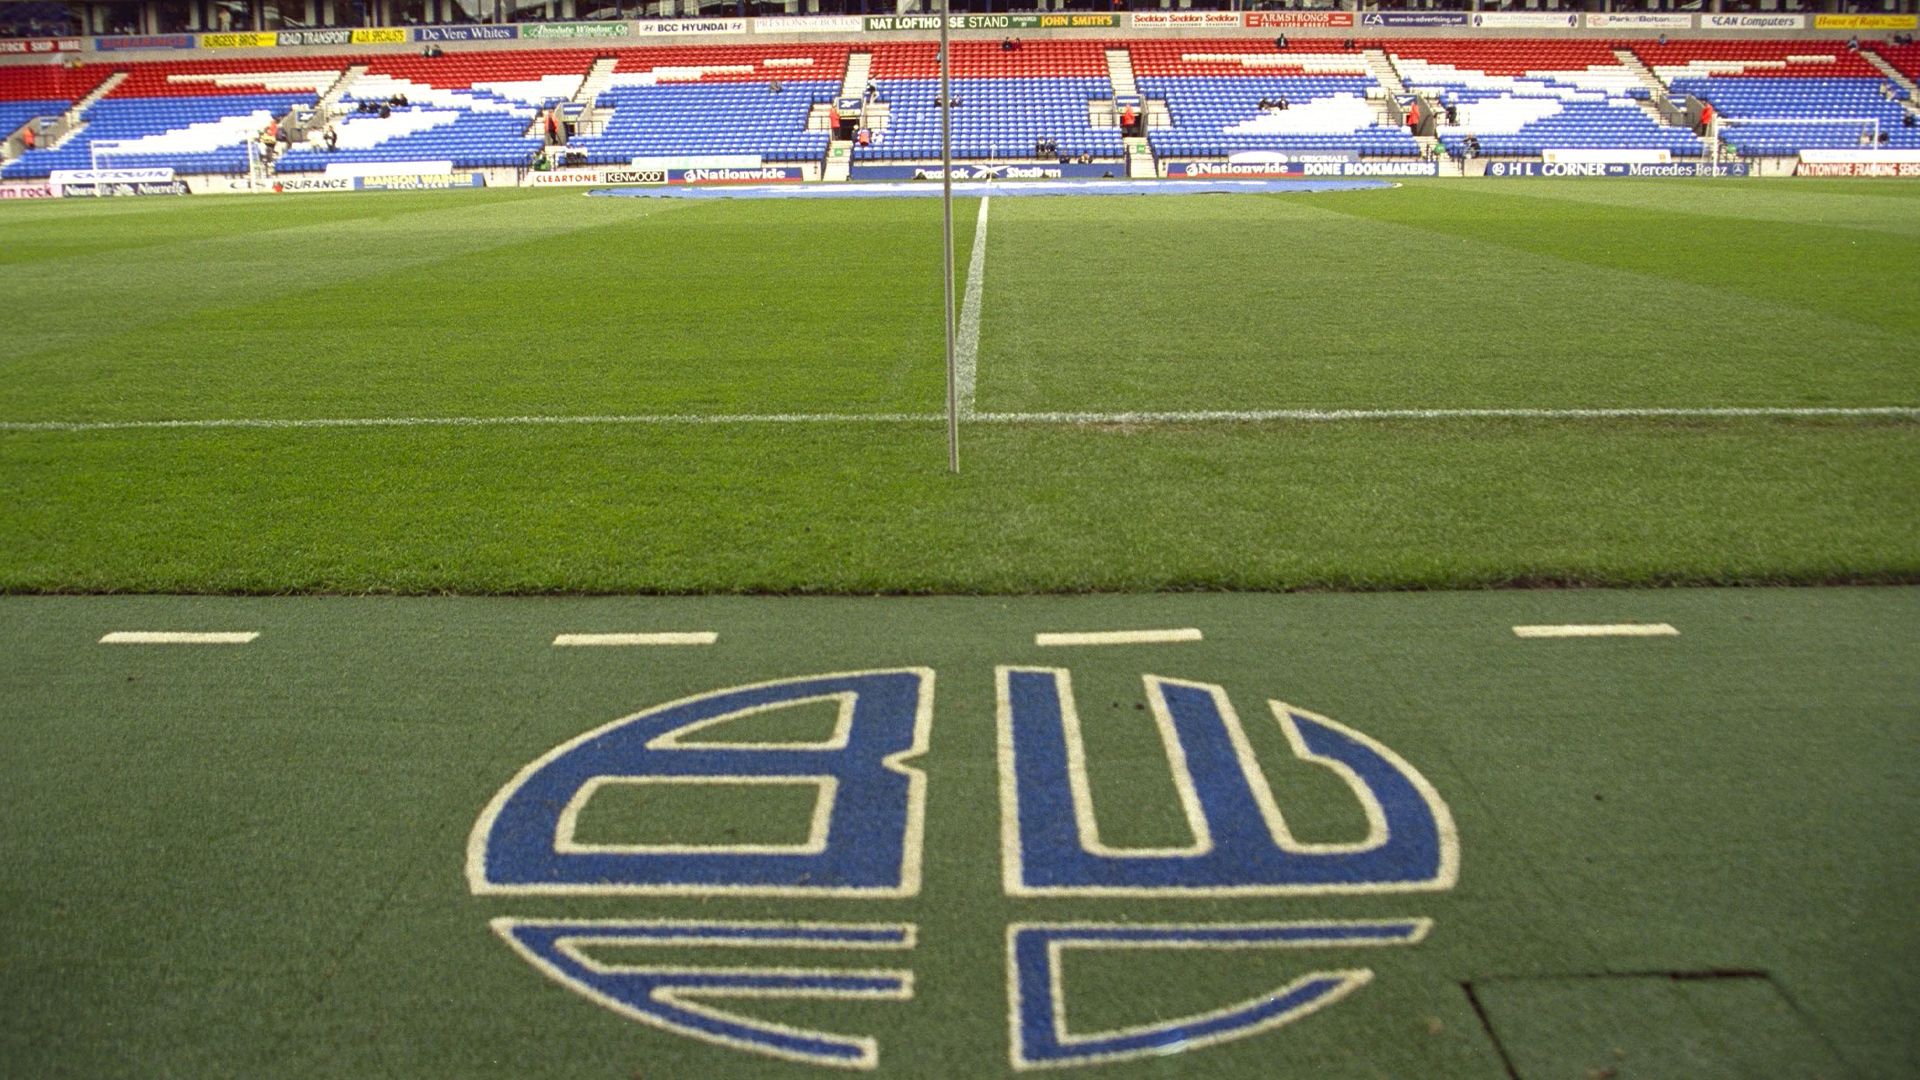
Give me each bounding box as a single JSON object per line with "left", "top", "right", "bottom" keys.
{"left": 2, "top": 588, "right": 1914, "bottom": 1077}
{"left": 1, "top": 180, "right": 1916, "bottom": 593}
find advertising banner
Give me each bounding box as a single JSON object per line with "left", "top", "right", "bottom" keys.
{"left": 850, "top": 162, "right": 1116, "bottom": 181}
{"left": 0, "top": 38, "right": 83, "bottom": 53}
{"left": 669, "top": 166, "right": 802, "bottom": 184}
{"left": 271, "top": 177, "right": 356, "bottom": 192}
{"left": 1168, "top": 160, "right": 1438, "bottom": 179}
{"left": 1035, "top": 13, "right": 1121, "bottom": 29}
{"left": 0, "top": 182, "right": 58, "bottom": 198}
{"left": 355, "top": 172, "right": 486, "bottom": 190}
{"left": 521, "top": 22, "right": 633, "bottom": 40}
{"left": 59, "top": 180, "right": 192, "bottom": 196}
{"left": 1470, "top": 12, "right": 1577, "bottom": 29}
{"left": 1360, "top": 12, "right": 1468, "bottom": 28}
{"left": 862, "top": 13, "right": 1118, "bottom": 32}
{"left": 527, "top": 168, "right": 667, "bottom": 186}
{"left": 350, "top": 28, "right": 408, "bottom": 44}
{"left": 1132, "top": 12, "right": 1244, "bottom": 29}
{"left": 277, "top": 29, "right": 352, "bottom": 46}
{"left": 1243, "top": 11, "right": 1355, "bottom": 29}
{"left": 754, "top": 16, "right": 862, "bottom": 34}
{"left": 51, "top": 167, "right": 176, "bottom": 186}
{"left": 1813, "top": 14, "right": 1918, "bottom": 31}
{"left": 1585, "top": 13, "right": 1692, "bottom": 30}
{"left": 1702, "top": 14, "right": 1806, "bottom": 30}
{"left": 415, "top": 24, "right": 520, "bottom": 41}
{"left": 1797, "top": 161, "right": 1920, "bottom": 177}
{"left": 199, "top": 31, "right": 278, "bottom": 48}
{"left": 95, "top": 33, "right": 195, "bottom": 50}
{"left": 631, "top": 18, "right": 747, "bottom": 36}
{"left": 1485, "top": 161, "right": 1750, "bottom": 178}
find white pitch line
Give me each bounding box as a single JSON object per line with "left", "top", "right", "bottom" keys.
{"left": 1512, "top": 624, "right": 1679, "bottom": 639}
{"left": 553, "top": 632, "right": 719, "bottom": 647}
{"left": 100, "top": 631, "right": 259, "bottom": 644}
{"left": 955, "top": 194, "right": 990, "bottom": 418}
{"left": 1035, "top": 628, "right": 1204, "bottom": 647}
{"left": 2, "top": 406, "right": 1914, "bottom": 435}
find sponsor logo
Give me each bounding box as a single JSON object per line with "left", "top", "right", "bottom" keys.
{"left": 1037, "top": 13, "right": 1120, "bottom": 29}
{"left": 1470, "top": 12, "right": 1577, "bottom": 29}
{"left": 1487, "top": 161, "right": 1750, "bottom": 178}
{"left": 1797, "top": 161, "right": 1920, "bottom": 178}
{"left": 272, "top": 177, "right": 355, "bottom": 192}
{"left": 1360, "top": 12, "right": 1468, "bottom": 27}
{"left": 470, "top": 666, "right": 1458, "bottom": 1069}
{"left": 1174, "top": 160, "right": 1299, "bottom": 178}
{"left": 1132, "top": 12, "right": 1244, "bottom": 28}
{"left": 350, "top": 28, "right": 408, "bottom": 44}
{"left": 51, "top": 167, "right": 176, "bottom": 186}
{"left": 1702, "top": 14, "right": 1806, "bottom": 30}
{"left": 1305, "top": 160, "right": 1440, "bottom": 177}
{"left": 1243, "top": 11, "right": 1355, "bottom": 29}
{"left": 672, "top": 167, "right": 800, "bottom": 184}
{"left": 199, "top": 31, "right": 278, "bottom": 48}
{"left": 631, "top": 18, "right": 747, "bottom": 36}
{"left": 1813, "top": 14, "right": 1918, "bottom": 30}
{"left": 521, "top": 21, "right": 634, "bottom": 39}
{"left": 752, "top": 15, "right": 862, "bottom": 34}
{"left": 908, "top": 164, "right": 1063, "bottom": 181}
{"left": 0, "top": 182, "right": 58, "bottom": 199}
{"left": 94, "top": 33, "right": 195, "bottom": 50}
{"left": 1584, "top": 13, "right": 1692, "bottom": 30}
{"left": 0, "top": 37, "right": 83, "bottom": 53}
{"left": 277, "top": 29, "right": 352, "bottom": 46}
{"left": 356, "top": 172, "right": 486, "bottom": 190}
{"left": 415, "top": 24, "right": 519, "bottom": 41}
{"left": 60, "top": 181, "right": 191, "bottom": 197}
{"left": 606, "top": 169, "right": 667, "bottom": 184}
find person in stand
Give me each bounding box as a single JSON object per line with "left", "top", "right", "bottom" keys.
{"left": 1275, "top": 95, "right": 1289, "bottom": 111}
{"left": 545, "top": 110, "right": 558, "bottom": 144}
{"left": 1002, "top": 36, "right": 1014, "bottom": 52}
{"left": 1696, "top": 100, "right": 1715, "bottom": 137}
{"left": 324, "top": 124, "right": 337, "bottom": 152}
{"left": 20, "top": 123, "right": 34, "bottom": 152}
{"left": 1405, "top": 99, "right": 1421, "bottom": 132}
{"left": 1273, "top": 35, "right": 1288, "bottom": 51}
{"left": 768, "top": 78, "right": 782, "bottom": 93}
{"left": 856, "top": 126, "right": 870, "bottom": 147}
{"left": 864, "top": 78, "right": 877, "bottom": 102}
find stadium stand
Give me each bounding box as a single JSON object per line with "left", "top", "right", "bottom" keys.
{"left": 4, "top": 57, "right": 342, "bottom": 177}
{"left": 569, "top": 44, "right": 850, "bottom": 165}
{"left": 1633, "top": 40, "right": 1920, "bottom": 154}
{"left": 1131, "top": 39, "right": 1419, "bottom": 158}
{"left": 855, "top": 42, "right": 1123, "bottom": 162}
{"left": 5, "top": 38, "right": 1920, "bottom": 177}
{"left": 1381, "top": 39, "right": 1704, "bottom": 158}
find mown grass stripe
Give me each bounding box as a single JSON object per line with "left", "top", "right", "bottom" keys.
{"left": 3, "top": 406, "right": 1915, "bottom": 435}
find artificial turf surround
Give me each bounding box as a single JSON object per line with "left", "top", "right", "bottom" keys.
{"left": 1, "top": 588, "right": 1914, "bottom": 1078}
{"left": 1, "top": 179, "right": 1916, "bottom": 595}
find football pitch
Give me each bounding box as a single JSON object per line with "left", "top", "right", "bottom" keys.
{"left": 0, "top": 178, "right": 1915, "bottom": 592}
{"left": 1, "top": 178, "right": 1917, "bottom": 1077}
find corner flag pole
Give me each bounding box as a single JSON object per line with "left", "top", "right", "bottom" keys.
{"left": 939, "top": 0, "right": 959, "bottom": 473}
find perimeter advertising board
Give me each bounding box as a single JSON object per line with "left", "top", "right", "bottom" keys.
{"left": 1132, "top": 12, "right": 1243, "bottom": 29}
{"left": 1485, "top": 161, "right": 1750, "bottom": 178}
{"left": 754, "top": 16, "right": 862, "bottom": 34}
{"left": 1814, "top": 14, "right": 1918, "bottom": 30}
{"left": 521, "top": 22, "right": 632, "bottom": 40}
{"left": 1360, "top": 12, "right": 1468, "bottom": 28}
{"left": 528, "top": 168, "right": 667, "bottom": 186}
{"left": 1702, "top": 14, "right": 1806, "bottom": 30}
{"left": 0, "top": 38, "right": 82, "bottom": 53}
{"left": 630, "top": 18, "right": 747, "bottom": 37}
{"left": 863, "top": 13, "right": 1119, "bottom": 31}
{"left": 1585, "top": 13, "right": 1692, "bottom": 30}
{"left": 850, "top": 163, "right": 1114, "bottom": 181}
{"left": 1244, "top": 12, "right": 1355, "bottom": 29}
{"left": 1471, "top": 12, "right": 1577, "bottom": 29}
{"left": 95, "top": 33, "right": 195, "bottom": 50}
{"left": 670, "top": 166, "right": 802, "bottom": 184}
{"left": 415, "top": 24, "right": 520, "bottom": 41}
{"left": 199, "top": 31, "right": 278, "bottom": 48}
{"left": 0, "top": 182, "right": 58, "bottom": 198}
{"left": 1169, "top": 160, "right": 1439, "bottom": 179}
{"left": 356, "top": 172, "right": 487, "bottom": 190}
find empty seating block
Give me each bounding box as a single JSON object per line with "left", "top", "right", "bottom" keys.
{"left": 1636, "top": 40, "right": 1918, "bottom": 154}
{"left": 856, "top": 42, "right": 1121, "bottom": 161}
{"left": 570, "top": 44, "right": 850, "bottom": 164}
{"left": 1130, "top": 39, "right": 1417, "bottom": 158}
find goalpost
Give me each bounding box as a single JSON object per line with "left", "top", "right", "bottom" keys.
{"left": 1711, "top": 115, "right": 1881, "bottom": 169}
{"left": 87, "top": 138, "right": 151, "bottom": 196}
